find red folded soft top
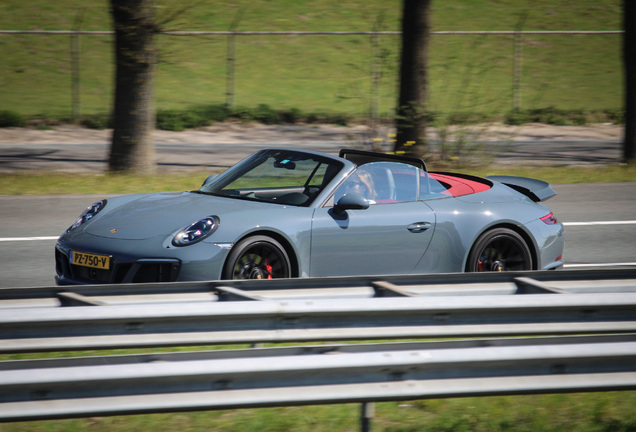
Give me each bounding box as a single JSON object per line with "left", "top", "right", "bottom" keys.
{"left": 429, "top": 173, "right": 492, "bottom": 197}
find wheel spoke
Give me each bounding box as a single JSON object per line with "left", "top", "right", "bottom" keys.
{"left": 497, "top": 239, "right": 512, "bottom": 257}
{"left": 471, "top": 231, "right": 531, "bottom": 272}
{"left": 232, "top": 245, "right": 288, "bottom": 279}
{"left": 224, "top": 237, "right": 291, "bottom": 280}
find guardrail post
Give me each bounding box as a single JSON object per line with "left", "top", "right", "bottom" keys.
{"left": 360, "top": 402, "right": 375, "bottom": 432}
{"left": 361, "top": 402, "right": 374, "bottom": 432}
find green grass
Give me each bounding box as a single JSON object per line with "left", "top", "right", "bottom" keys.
{"left": 0, "top": 172, "right": 212, "bottom": 196}
{"left": 470, "top": 164, "right": 636, "bottom": 184}
{"left": 2, "top": 392, "right": 635, "bottom": 431}
{"left": 0, "top": 0, "right": 623, "bottom": 122}
{"left": 1, "top": 345, "right": 635, "bottom": 432}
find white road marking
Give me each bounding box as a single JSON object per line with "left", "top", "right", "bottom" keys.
{"left": 563, "top": 220, "right": 636, "bottom": 226}
{"left": 0, "top": 236, "right": 59, "bottom": 242}
{"left": 564, "top": 263, "right": 636, "bottom": 268}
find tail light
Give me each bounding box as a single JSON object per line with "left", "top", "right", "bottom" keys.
{"left": 541, "top": 212, "right": 558, "bottom": 225}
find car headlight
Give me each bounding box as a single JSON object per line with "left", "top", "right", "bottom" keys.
{"left": 67, "top": 200, "right": 107, "bottom": 232}
{"left": 172, "top": 216, "right": 220, "bottom": 247}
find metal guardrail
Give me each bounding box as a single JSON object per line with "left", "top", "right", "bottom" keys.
{"left": 1, "top": 334, "right": 635, "bottom": 422}
{"left": 3, "top": 293, "right": 636, "bottom": 353}
{"left": 2, "top": 270, "right": 636, "bottom": 353}
{"left": 1, "top": 269, "right": 635, "bottom": 424}
{"left": 2, "top": 268, "right": 636, "bottom": 307}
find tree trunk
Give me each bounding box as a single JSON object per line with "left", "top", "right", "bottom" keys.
{"left": 109, "top": 0, "right": 157, "bottom": 174}
{"left": 624, "top": 0, "right": 636, "bottom": 164}
{"left": 394, "top": 0, "right": 432, "bottom": 158}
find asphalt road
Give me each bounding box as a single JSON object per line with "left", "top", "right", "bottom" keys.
{"left": 0, "top": 182, "right": 634, "bottom": 288}
{"left": 0, "top": 139, "right": 625, "bottom": 172}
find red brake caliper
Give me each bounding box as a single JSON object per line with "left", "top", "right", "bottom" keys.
{"left": 477, "top": 260, "right": 483, "bottom": 272}
{"left": 265, "top": 259, "right": 273, "bottom": 279}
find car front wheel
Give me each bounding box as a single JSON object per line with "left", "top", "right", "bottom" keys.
{"left": 466, "top": 228, "right": 533, "bottom": 272}
{"left": 223, "top": 235, "right": 291, "bottom": 279}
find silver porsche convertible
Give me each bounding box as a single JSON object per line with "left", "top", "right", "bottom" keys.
{"left": 55, "top": 148, "right": 564, "bottom": 284}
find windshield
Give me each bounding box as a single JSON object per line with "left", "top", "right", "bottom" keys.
{"left": 199, "top": 149, "right": 343, "bottom": 206}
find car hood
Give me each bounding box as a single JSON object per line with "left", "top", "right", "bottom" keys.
{"left": 84, "top": 191, "right": 267, "bottom": 240}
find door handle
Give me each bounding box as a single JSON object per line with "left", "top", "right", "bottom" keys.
{"left": 407, "top": 222, "right": 432, "bottom": 233}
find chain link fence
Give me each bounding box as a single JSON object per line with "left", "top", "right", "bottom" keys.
{"left": 0, "top": 29, "right": 623, "bottom": 123}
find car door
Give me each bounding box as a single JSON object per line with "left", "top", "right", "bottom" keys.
{"left": 310, "top": 201, "right": 436, "bottom": 277}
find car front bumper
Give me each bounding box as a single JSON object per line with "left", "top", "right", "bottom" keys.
{"left": 55, "top": 235, "right": 231, "bottom": 285}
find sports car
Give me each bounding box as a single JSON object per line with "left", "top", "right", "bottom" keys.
{"left": 55, "top": 148, "right": 564, "bottom": 284}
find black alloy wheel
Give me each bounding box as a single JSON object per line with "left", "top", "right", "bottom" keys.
{"left": 467, "top": 228, "right": 533, "bottom": 272}
{"left": 223, "top": 235, "right": 291, "bottom": 279}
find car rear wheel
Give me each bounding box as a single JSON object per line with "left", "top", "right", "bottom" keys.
{"left": 223, "top": 236, "right": 291, "bottom": 280}
{"left": 466, "top": 228, "right": 533, "bottom": 272}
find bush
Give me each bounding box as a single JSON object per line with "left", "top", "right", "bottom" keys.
{"left": 503, "top": 107, "right": 609, "bottom": 126}
{"left": 80, "top": 114, "right": 111, "bottom": 130}
{"left": 156, "top": 109, "right": 209, "bottom": 131}
{"left": 566, "top": 109, "right": 588, "bottom": 126}
{"left": 156, "top": 110, "right": 185, "bottom": 131}
{"left": 436, "top": 111, "right": 494, "bottom": 126}
{"left": 280, "top": 107, "right": 303, "bottom": 124}
{"left": 526, "top": 107, "right": 586, "bottom": 126}
{"left": 600, "top": 108, "right": 623, "bottom": 124}
{"left": 0, "top": 110, "right": 26, "bottom": 127}
{"left": 181, "top": 110, "right": 209, "bottom": 129}
{"left": 303, "top": 111, "right": 339, "bottom": 124}
{"left": 504, "top": 109, "right": 526, "bottom": 126}
{"left": 323, "top": 113, "right": 350, "bottom": 126}
{"left": 195, "top": 104, "right": 230, "bottom": 123}
{"left": 229, "top": 106, "right": 255, "bottom": 122}
{"left": 253, "top": 103, "right": 280, "bottom": 124}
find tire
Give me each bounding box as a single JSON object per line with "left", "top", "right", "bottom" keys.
{"left": 223, "top": 235, "right": 291, "bottom": 280}
{"left": 466, "top": 228, "right": 533, "bottom": 272}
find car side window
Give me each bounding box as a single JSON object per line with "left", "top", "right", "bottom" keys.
{"left": 334, "top": 162, "right": 422, "bottom": 204}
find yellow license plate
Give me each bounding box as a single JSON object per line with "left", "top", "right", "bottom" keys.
{"left": 71, "top": 251, "right": 110, "bottom": 270}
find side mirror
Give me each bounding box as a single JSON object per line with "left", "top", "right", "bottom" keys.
{"left": 334, "top": 193, "right": 370, "bottom": 215}
{"left": 201, "top": 174, "right": 218, "bottom": 187}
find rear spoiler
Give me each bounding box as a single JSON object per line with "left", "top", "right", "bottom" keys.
{"left": 486, "top": 175, "right": 556, "bottom": 202}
